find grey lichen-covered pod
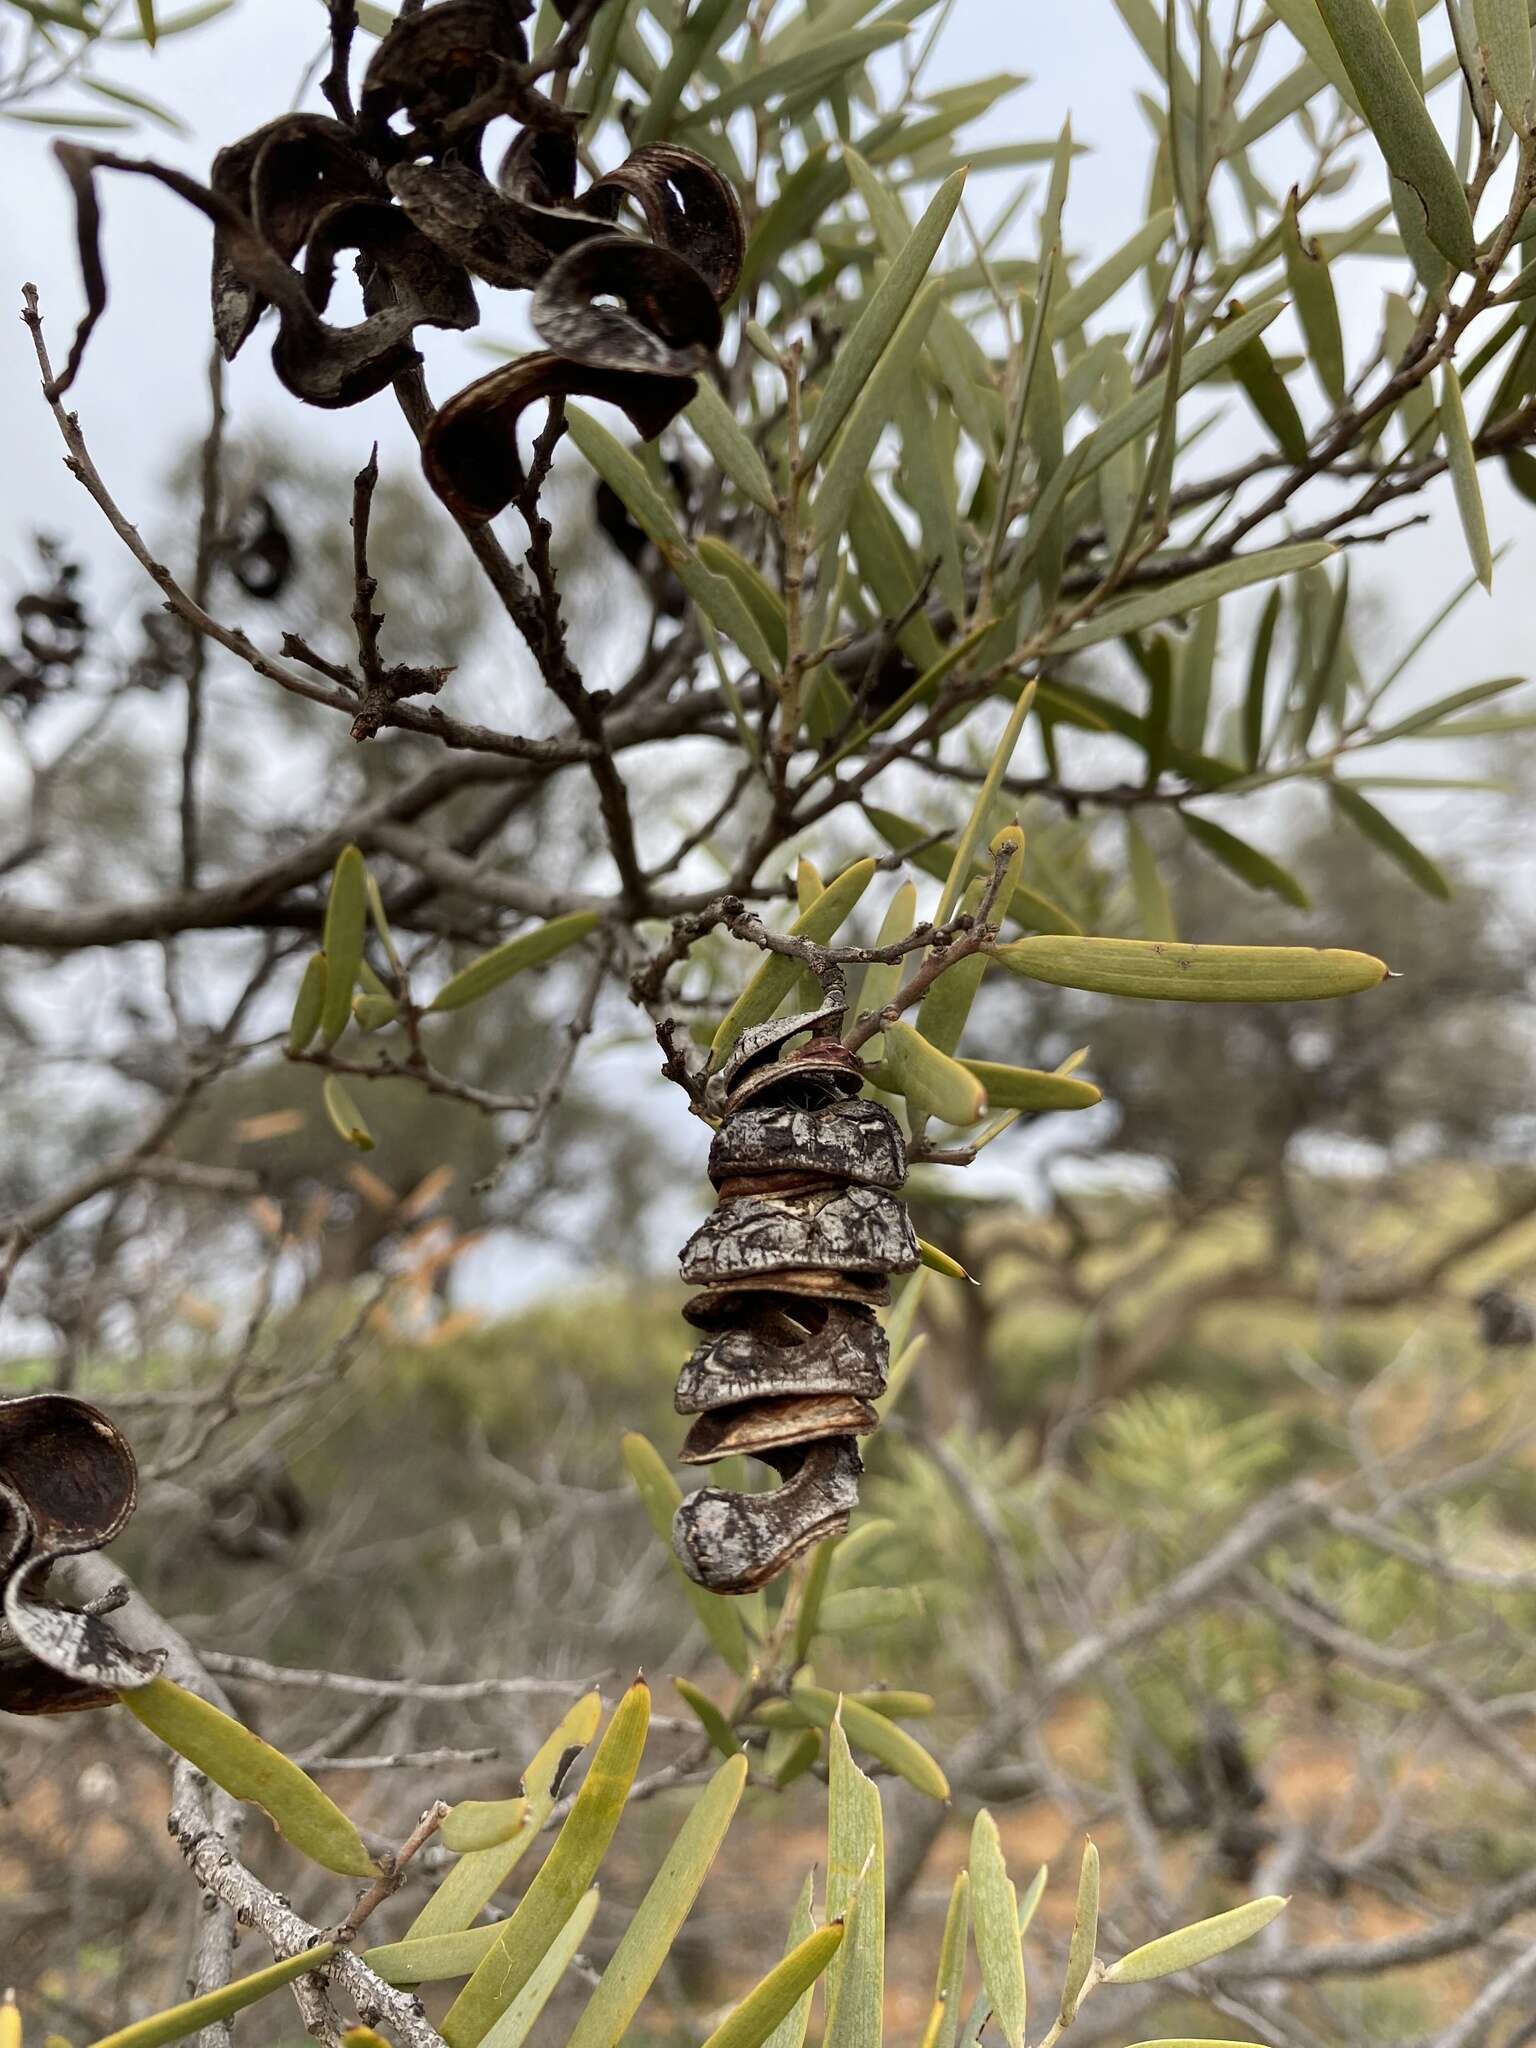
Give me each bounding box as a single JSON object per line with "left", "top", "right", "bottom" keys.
{"left": 679, "top": 1185, "right": 919, "bottom": 1287}
{"left": 673, "top": 1437, "right": 863, "bottom": 1594}
{"left": 709, "top": 1098, "right": 906, "bottom": 1193}
{"left": 671, "top": 1020, "right": 917, "bottom": 1595}
{"left": 675, "top": 1301, "right": 889, "bottom": 1413}
{"left": 679, "top": 1390, "right": 879, "bottom": 1464}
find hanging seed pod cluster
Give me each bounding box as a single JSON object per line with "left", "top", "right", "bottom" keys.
{"left": 47, "top": 0, "right": 744, "bottom": 528}
{"left": 673, "top": 1003, "right": 919, "bottom": 1596}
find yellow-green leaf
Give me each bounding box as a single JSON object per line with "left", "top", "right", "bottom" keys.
{"left": 790, "top": 1687, "right": 948, "bottom": 1800}
{"left": 990, "top": 934, "right": 1388, "bottom": 1002}
{"left": 917, "top": 1238, "right": 975, "bottom": 1283}
{"left": 443, "top": 1680, "right": 651, "bottom": 2048}
{"left": 697, "top": 1926, "right": 845, "bottom": 2048}
{"left": 623, "top": 1434, "right": 752, "bottom": 1674}
{"left": 885, "top": 1019, "right": 988, "bottom": 1126}
{"left": 429, "top": 911, "right": 601, "bottom": 1013}
{"left": 1059, "top": 1841, "right": 1099, "bottom": 2024}
{"left": 322, "top": 1075, "right": 374, "bottom": 1152}
{"left": 121, "top": 1678, "right": 376, "bottom": 1877}
{"left": 441, "top": 1795, "right": 529, "bottom": 1855}
{"left": 824, "top": 1718, "right": 884, "bottom": 2048}
{"left": 407, "top": 1692, "right": 602, "bottom": 1939}
{"left": 320, "top": 845, "right": 367, "bottom": 1045}
{"left": 686, "top": 380, "right": 779, "bottom": 513}
{"left": 959, "top": 1061, "right": 1101, "bottom": 1112}
{"left": 287, "top": 954, "right": 327, "bottom": 1054}
{"left": 480, "top": 1892, "right": 601, "bottom": 2048}
{"left": 136, "top": 0, "right": 157, "bottom": 43}
{"left": 565, "top": 1756, "right": 747, "bottom": 2048}
{"left": 1282, "top": 189, "right": 1346, "bottom": 403}
{"left": 365, "top": 1924, "right": 506, "bottom": 1986}
{"left": 1104, "top": 1896, "right": 1288, "bottom": 1984}
{"left": 855, "top": 880, "right": 918, "bottom": 1061}
{"left": 674, "top": 1678, "right": 743, "bottom": 1758}
{"left": 1125, "top": 819, "right": 1176, "bottom": 941}
{"left": 710, "top": 859, "right": 877, "bottom": 1065}
{"left": 762, "top": 1873, "right": 818, "bottom": 2048}
{"left": 969, "top": 1811, "right": 1027, "bottom": 2048}
{"left": 924, "top": 1871, "right": 970, "bottom": 2048}
{"left": 918, "top": 829, "right": 1024, "bottom": 1057}
{"left": 83, "top": 1947, "right": 335, "bottom": 2048}
{"left": 812, "top": 280, "right": 943, "bottom": 546}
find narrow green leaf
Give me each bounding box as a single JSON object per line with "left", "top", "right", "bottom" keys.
{"left": 674, "top": 1678, "right": 744, "bottom": 1758}
{"left": 969, "top": 1812, "right": 1027, "bottom": 2048}
{"left": 1282, "top": 189, "right": 1347, "bottom": 403}
{"left": 991, "top": 934, "right": 1388, "bottom": 1001}
{"left": 1439, "top": 364, "right": 1493, "bottom": 591}
{"left": 791, "top": 1687, "right": 949, "bottom": 1800}
{"left": 84, "top": 1948, "right": 335, "bottom": 2048}
{"left": 1242, "top": 585, "right": 1282, "bottom": 769}
{"left": 918, "top": 830, "right": 1024, "bottom": 1055}
{"left": 697, "top": 539, "right": 790, "bottom": 666}
{"left": 924, "top": 1871, "right": 970, "bottom": 2048}
{"left": 854, "top": 880, "right": 918, "bottom": 1061}
{"left": 885, "top": 1020, "right": 989, "bottom": 1126}
{"left": 698, "top": 1926, "right": 845, "bottom": 2048}
{"left": 687, "top": 380, "right": 779, "bottom": 513}
{"left": 847, "top": 480, "right": 947, "bottom": 670}
{"left": 634, "top": 0, "right": 742, "bottom": 143}
{"left": 1045, "top": 542, "right": 1335, "bottom": 652}
{"left": 1313, "top": 0, "right": 1476, "bottom": 269}
{"left": 122, "top": 1679, "right": 376, "bottom": 1876}
{"left": 443, "top": 1681, "right": 651, "bottom": 2048}
{"left": 1125, "top": 819, "right": 1177, "bottom": 941}
{"left": 566, "top": 410, "right": 781, "bottom": 678}
{"left": 1059, "top": 1841, "right": 1099, "bottom": 2024}
{"left": 677, "top": 22, "right": 908, "bottom": 129}
{"left": 936, "top": 692, "right": 1035, "bottom": 925}
{"left": 801, "top": 170, "right": 968, "bottom": 472}
{"left": 442, "top": 1796, "right": 529, "bottom": 1855}
{"left": 565, "top": 1757, "right": 748, "bottom": 2048}
{"left": 959, "top": 1061, "right": 1101, "bottom": 1112}
{"left": 1055, "top": 210, "right": 1176, "bottom": 331}
{"left": 1104, "top": 1897, "right": 1288, "bottom": 1984}
{"left": 480, "top": 1891, "right": 602, "bottom": 2048}
{"left": 812, "top": 281, "right": 943, "bottom": 546}
{"left": 762, "top": 1873, "right": 818, "bottom": 2048}
{"left": 320, "top": 844, "right": 367, "bottom": 1045}
{"left": 429, "top": 912, "right": 601, "bottom": 1013}
{"left": 824, "top": 1717, "right": 884, "bottom": 2048}
{"left": 367, "top": 1924, "right": 511, "bottom": 1987}
{"left": 917, "top": 1238, "right": 975, "bottom": 1284}
{"left": 710, "top": 860, "right": 877, "bottom": 1064}
{"left": 1224, "top": 307, "right": 1309, "bottom": 462}
{"left": 136, "top": 0, "right": 157, "bottom": 44}
{"left": 623, "top": 1434, "right": 751, "bottom": 1674}
{"left": 287, "top": 954, "right": 327, "bottom": 1054}
{"left": 1327, "top": 783, "right": 1452, "bottom": 898}
{"left": 408, "top": 1693, "right": 603, "bottom": 1940}
{"left": 1180, "top": 815, "right": 1311, "bottom": 907}
{"left": 1475, "top": 0, "right": 1532, "bottom": 132}
{"left": 322, "top": 1075, "right": 374, "bottom": 1152}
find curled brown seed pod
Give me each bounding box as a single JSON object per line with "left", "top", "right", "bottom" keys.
{"left": 0, "top": 1393, "right": 161, "bottom": 1715}
{"left": 671, "top": 1027, "right": 917, "bottom": 1597}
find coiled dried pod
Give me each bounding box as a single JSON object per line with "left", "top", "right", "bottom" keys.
{"left": 48, "top": 0, "right": 744, "bottom": 508}
{"left": 0, "top": 1393, "right": 160, "bottom": 1715}
{"left": 672, "top": 1007, "right": 918, "bottom": 1596}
